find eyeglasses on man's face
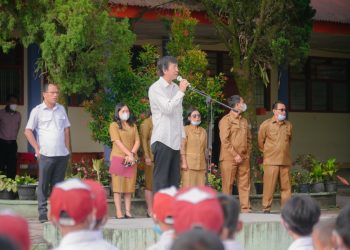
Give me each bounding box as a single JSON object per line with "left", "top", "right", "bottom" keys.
{"left": 191, "top": 114, "right": 201, "bottom": 118}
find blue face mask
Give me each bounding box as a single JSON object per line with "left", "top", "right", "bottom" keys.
{"left": 277, "top": 114, "right": 286, "bottom": 121}
{"left": 153, "top": 224, "right": 163, "bottom": 235}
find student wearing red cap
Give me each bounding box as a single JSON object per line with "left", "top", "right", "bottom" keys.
{"left": 172, "top": 186, "right": 224, "bottom": 236}
{"left": 0, "top": 210, "right": 30, "bottom": 250}
{"left": 147, "top": 186, "right": 177, "bottom": 250}
{"left": 50, "top": 178, "right": 118, "bottom": 250}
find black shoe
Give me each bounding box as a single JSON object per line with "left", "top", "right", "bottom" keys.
{"left": 125, "top": 214, "right": 134, "bottom": 219}
{"left": 39, "top": 214, "right": 48, "bottom": 223}
{"left": 263, "top": 210, "right": 270, "bottom": 214}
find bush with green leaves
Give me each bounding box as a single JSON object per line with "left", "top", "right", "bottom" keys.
{"left": 291, "top": 166, "right": 310, "bottom": 185}
{"left": 15, "top": 175, "right": 37, "bottom": 185}
{"left": 322, "top": 158, "right": 338, "bottom": 181}
{"left": 0, "top": 175, "right": 18, "bottom": 193}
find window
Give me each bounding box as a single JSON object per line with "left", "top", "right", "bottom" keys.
{"left": 0, "top": 44, "right": 23, "bottom": 105}
{"left": 205, "top": 50, "right": 270, "bottom": 110}
{"left": 289, "top": 57, "right": 350, "bottom": 112}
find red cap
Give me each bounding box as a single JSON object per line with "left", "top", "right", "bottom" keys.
{"left": 83, "top": 179, "right": 108, "bottom": 220}
{"left": 153, "top": 186, "right": 177, "bottom": 224}
{"left": 49, "top": 178, "right": 94, "bottom": 226}
{"left": 173, "top": 186, "right": 224, "bottom": 235}
{"left": 0, "top": 211, "right": 30, "bottom": 250}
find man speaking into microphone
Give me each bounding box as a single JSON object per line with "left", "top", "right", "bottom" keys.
{"left": 148, "top": 55, "right": 189, "bottom": 193}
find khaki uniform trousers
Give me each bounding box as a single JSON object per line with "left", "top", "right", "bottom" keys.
{"left": 220, "top": 159, "right": 251, "bottom": 212}
{"left": 181, "top": 169, "right": 206, "bottom": 188}
{"left": 262, "top": 165, "right": 292, "bottom": 212}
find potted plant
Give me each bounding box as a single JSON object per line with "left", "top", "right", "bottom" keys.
{"left": 309, "top": 159, "right": 325, "bottom": 193}
{"left": 291, "top": 167, "right": 310, "bottom": 193}
{"left": 207, "top": 163, "right": 222, "bottom": 192}
{"left": 322, "top": 158, "right": 338, "bottom": 192}
{"left": 0, "top": 174, "right": 17, "bottom": 199}
{"left": 92, "top": 158, "right": 111, "bottom": 197}
{"left": 15, "top": 175, "right": 37, "bottom": 200}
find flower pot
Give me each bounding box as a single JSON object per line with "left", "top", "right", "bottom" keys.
{"left": 232, "top": 185, "right": 238, "bottom": 195}
{"left": 311, "top": 182, "right": 325, "bottom": 193}
{"left": 299, "top": 183, "right": 310, "bottom": 193}
{"left": 325, "top": 181, "right": 337, "bottom": 193}
{"left": 254, "top": 183, "right": 263, "bottom": 195}
{"left": 17, "top": 184, "right": 37, "bottom": 200}
{"left": 0, "top": 190, "right": 16, "bottom": 199}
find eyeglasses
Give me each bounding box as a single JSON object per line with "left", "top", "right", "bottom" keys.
{"left": 276, "top": 108, "right": 287, "bottom": 112}
{"left": 191, "top": 114, "right": 201, "bottom": 118}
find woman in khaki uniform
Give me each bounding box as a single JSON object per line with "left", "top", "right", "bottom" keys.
{"left": 140, "top": 111, "right": 153, "bottom": 217}
{"left": 181, "top": 108, "right": 207, "bottom": 187}
{"left": 109, "top": 103, "right": 140, "bottom": 219}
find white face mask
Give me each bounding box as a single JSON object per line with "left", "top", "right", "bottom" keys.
{"left": 120, "top": 112, "right": 130, "bottom": 121}
{"left": 241, "top": 103, "right": 247, "bottom": 112}
{"left": 277, "top": 114, "right": 286, "bottom": 121}
{"left": 9, "top": 104, "right": 17, "bottom": 111}
{"left": 191, "top": 120, "right": 201, "bottom": 126}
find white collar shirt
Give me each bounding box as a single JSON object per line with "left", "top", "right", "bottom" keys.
{"left": 223, "top": 239, "right": 244, "bottom": 250}
{"left": 149, "top": 77, "right": 185, "bottom": 150}
{"left": 146, "top": 229, "right": 174, "bottom": 250}
{"left": 53, "top": 230, "right": 119, "bottom": 250}
{"left": 25, "top": 102, "right": 70, "bottom": 157}
{"left": 288, "top": 236, "right": 314, "bottom": 250}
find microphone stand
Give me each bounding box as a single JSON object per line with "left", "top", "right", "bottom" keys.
{"left": 187, "top": 85, "right": 234, "bottom": 185}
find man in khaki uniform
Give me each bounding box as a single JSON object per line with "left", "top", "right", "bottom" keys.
{"left": 258, "top": 100, "right": 292, "bottom": 213}
{"left": 219, "top": 95, "right": 251, "bottom": 213}
{"left": 140, "top": 111, "right": 154, "bottom": 217}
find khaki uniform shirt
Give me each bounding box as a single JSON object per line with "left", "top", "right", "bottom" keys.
{"left": 140, "top": 117, "right": 154, "bottom": 161}
{"left": 109, "top": 122, "right": 140, "bottom": 160}
{"left": 181, "top": 125, "right": 207, "bottom": 170}
{"left": 219, "top": 112, "right": 252, "bottom": 163}
{"left": 258, "top": 117, "right": 292, "bottom": 166}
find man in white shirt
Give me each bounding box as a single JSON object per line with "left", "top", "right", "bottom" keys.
{"left": 24, "top": 82, "right": 71, "bottom": 223}
{"left": 148, "top": 56, "right": 189, "bottom": 192}
{"left": 50, "top": 178, "right": 118, "bottom": 250}
{"left": 281, "top": 196, "right": 321, "bottom": 250}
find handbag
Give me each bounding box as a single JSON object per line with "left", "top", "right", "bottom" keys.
{"left": 109, "top": 156, "right": 135, "bottom": 178}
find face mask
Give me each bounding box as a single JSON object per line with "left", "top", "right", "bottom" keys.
{"left": 9, "top": 104, "right": 17, "bottom": 111}
{"left": 153, "top": 224, "right": 163, "bottom": 235}
{"left": 241, "top": 103, "right": 247, "bottom": 112}
{"left": 277, "top": 114, "right": 286, "bottom": 121}
{"left": 120, "top": 112, "right": 130, "bottom": 121}
{"left": 191, "top": 120, "right": 201, "bottom": 126}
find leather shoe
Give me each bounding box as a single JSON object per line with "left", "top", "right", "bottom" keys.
{"left": 125, "top": 214, "right": 134, "bottom": 219}
{"left": 39, "top": 214, "right": 48, "bottom": 223}
{"left": 263, "top": 210, "right": 270, "bottom": 214}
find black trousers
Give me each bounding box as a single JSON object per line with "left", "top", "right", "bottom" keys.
{"left": 37, "top": 155, "right": 69, "bottom": 217}
{"left": 0, "top": 139, "right": 18, "bottom": 179}
{"left": 151, "top": 141, "right": 181, "bottom": 193}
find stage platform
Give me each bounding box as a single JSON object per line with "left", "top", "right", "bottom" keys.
{"left": 41, "top": 213, "right": 337, "bottom": 250}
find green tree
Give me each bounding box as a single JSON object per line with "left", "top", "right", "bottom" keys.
{"left": 166, "top": 8, "right": 225, "bottom": 124}
{"left": 196, "top": 0, "right": 315, "bottom": 162}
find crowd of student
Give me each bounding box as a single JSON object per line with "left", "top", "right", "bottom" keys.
{"left": 0, "top": 178, "right": 349, "bottom": 250}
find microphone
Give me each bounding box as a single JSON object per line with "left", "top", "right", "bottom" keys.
{"left": 176, "top": 76, "right": 192, "bottom": 88}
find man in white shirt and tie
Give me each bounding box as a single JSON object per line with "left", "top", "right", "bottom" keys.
{"left": 148, "top": 55, "right": 189, "bottom": 192}
{"left": 24, "top": 82, "right": 71, "bottom": 223}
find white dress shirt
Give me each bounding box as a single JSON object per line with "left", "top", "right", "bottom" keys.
{"left": 54, "top": 230, "right": 118, "bottom": 250}
{"left": 223, "top": 239, "right": 244, "bottom": 250}
{"left": 288, "top": 236, "right": 314, "bottom": 250}
{"left": 149, "top": 77, "right": 185, "bottom": 150}
{"left": 26, "top": 102, "right": 70, "bottom": 157}
{"left": 147, "top": 229, "right": 174, "bottom": 250}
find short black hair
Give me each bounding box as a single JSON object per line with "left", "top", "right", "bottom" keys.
{"left": 43, "top": 82, "right": 58, "bottom": 92}
{"left": 217, "top": 194, "right": 240, "bottom": 238}
{"left": 227, "top": 95, "right": 241, "bottom": 108}
{"left": 335, "top": 204, "right": 350, "bottom": 248}
{"left": 272, "top": 100, "right": 285, "bottom": 110}
{"left": 157, "top": 56, "right": 178, "bottom": 76}
{"left": 170, "top": 228, "right": 224, "bottom": 250}
{"left": 0, "top": 236, "right": 20, "bottom": 250}
{"left": 6, "top": 94, "right": 18, "bottom": 102}
{"left": 281, "top": 195, "right": 320, "bottom": 236}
